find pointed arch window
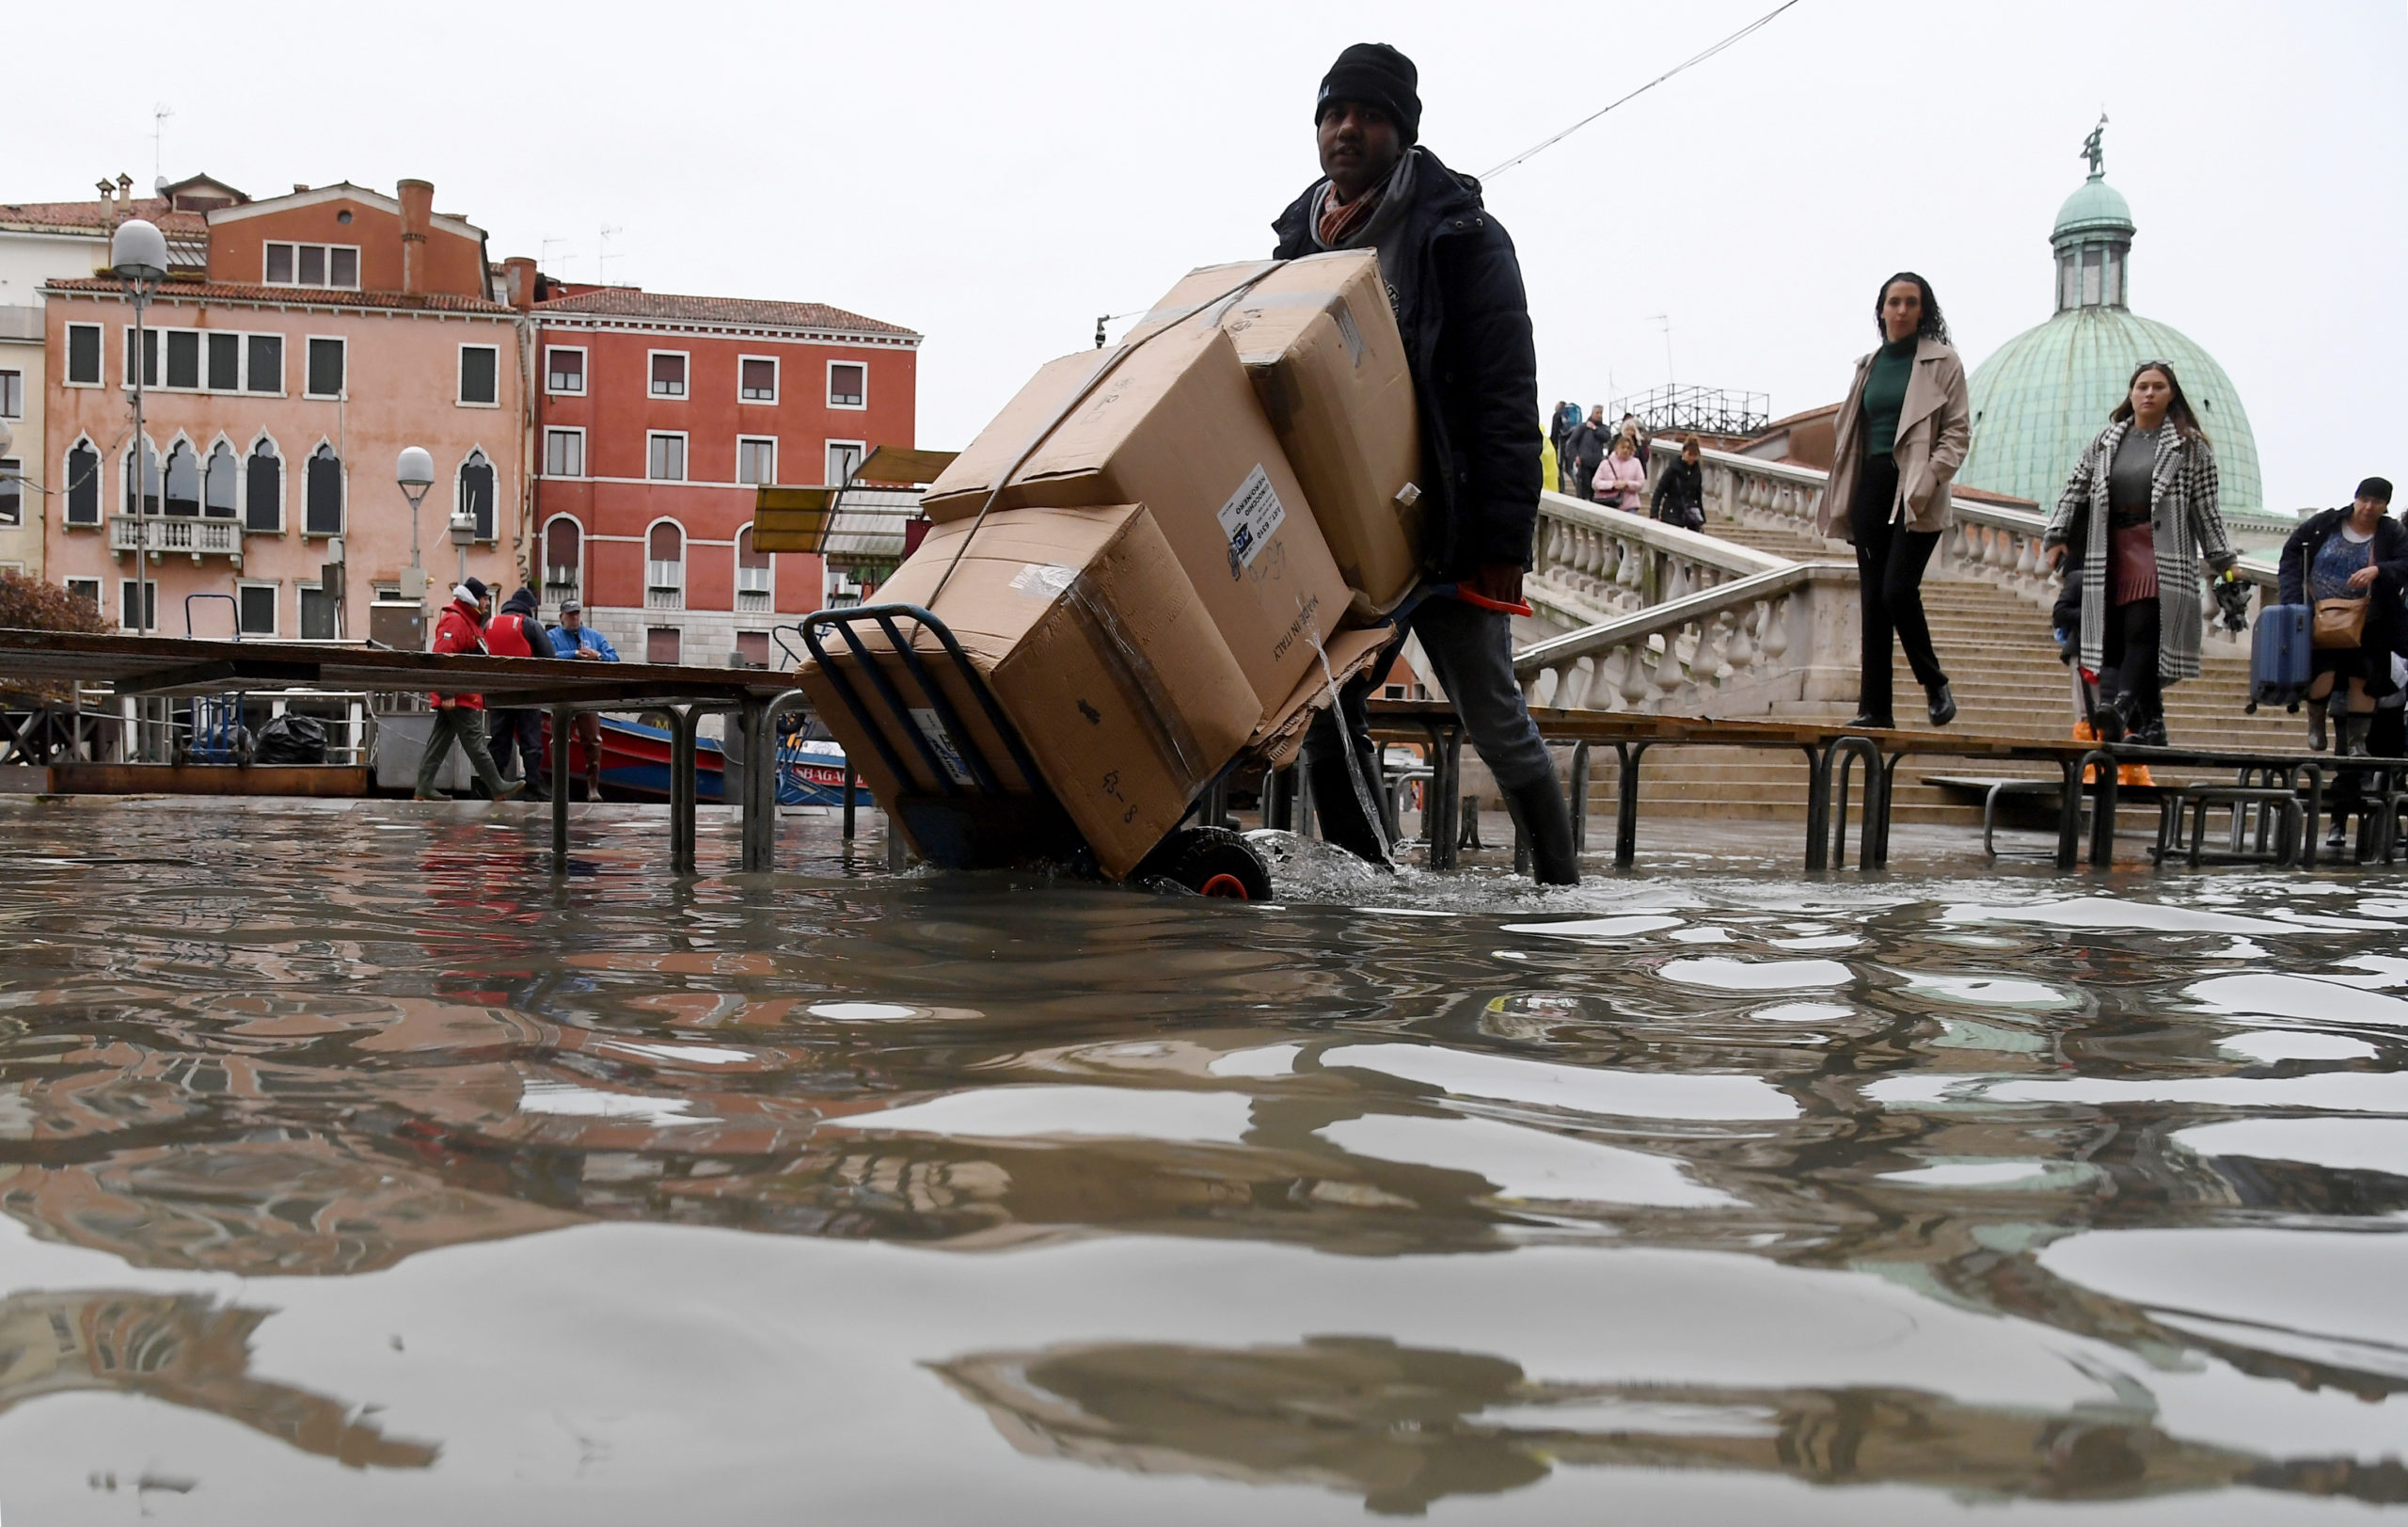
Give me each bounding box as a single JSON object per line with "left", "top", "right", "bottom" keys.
{"left": 543, "top": 517, "right": 582, "bottom": 607}
{"left": 304, "top": 444, "right": 342, "bottom": 536}
{"left": 203, "top": 441, "right": 239, "bottom": 518}
{"left": 66, "top": 440, "right": 101, "bottom": 525}
{"left": 125, "top": 439, "right": 160, "bottom": 516}
{"left": 246, "top": 438, "right": 281, "bottom": 533}
{"left": 459, "top": 449, "right": 496, "bottom": 542}
{"left": 164, "top": 439, "right": 201, "bottom": 517}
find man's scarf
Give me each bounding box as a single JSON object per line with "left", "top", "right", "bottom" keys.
{"left": 1310, "top": 151, "right": 1417, "bottom": 289}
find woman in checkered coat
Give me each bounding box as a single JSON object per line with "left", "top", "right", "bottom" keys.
{"left": 2042, "top": 360, "right": 2238, "bottom": 745}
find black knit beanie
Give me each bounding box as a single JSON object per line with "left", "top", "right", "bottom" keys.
{"left": 1316, "top": 43, "right": 1420, "bottom": 145}
{"left": 2358, "top": 476, "right": 2393, "bottom": 503}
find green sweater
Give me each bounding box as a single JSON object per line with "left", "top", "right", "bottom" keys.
{"left": 1860, "top": 337, "right": 1917, "bottom": 457}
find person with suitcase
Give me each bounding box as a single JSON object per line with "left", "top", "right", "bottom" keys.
{"left": 2043, "top": 360, "right": 2239, "bottom": 746}
{"left": 2278, "top": 477, "right": 2405, "bottom": 756}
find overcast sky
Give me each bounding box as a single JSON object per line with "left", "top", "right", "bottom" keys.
{"left": 19, "top": 0, "right": 2403, "bottom": 511}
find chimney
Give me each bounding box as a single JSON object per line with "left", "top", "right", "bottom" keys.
{"left": 117, "top": 173, "right": 135, "bottom": 212}
{"left": 501, "top": 255, "right": 539, "bottom": 313}
{"left": 398, "top": 179, "right": 434, "bottom": 296}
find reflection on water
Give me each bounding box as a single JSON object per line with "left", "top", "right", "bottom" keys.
{"left": 937, "top": 1336, "right": 2403, "bottom": 1514}
{"left": 0, "top": 801, "right": 2402, "bottom": 1519}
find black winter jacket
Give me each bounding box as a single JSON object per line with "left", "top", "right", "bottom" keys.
{"left": 1652, "top": 457, "right": 1704, "bottom": 528}
{"left": 1274, "top": 148, "right": 1542, "bottom": 578}
{"left": 2279, "top": 508, "right": 2408, "bottom": 653}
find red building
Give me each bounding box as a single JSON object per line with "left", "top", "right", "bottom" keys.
{"left": 529, "top": 285, "right": 919, "bottom": 667}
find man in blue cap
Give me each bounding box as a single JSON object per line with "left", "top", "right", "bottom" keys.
{"left": 1275, "top": 42, "right": 1576, "bottom": 883}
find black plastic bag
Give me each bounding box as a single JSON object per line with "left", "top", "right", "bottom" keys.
{"left": 254, "top": 713, "right": 328, "bottom": 765}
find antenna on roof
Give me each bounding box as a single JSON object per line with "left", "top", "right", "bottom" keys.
{"left": 540, "top": 236, "right": 572, "bottom": 277}
{"left": 152, "top": 103, "right": 173, "bottom": 188}
{"left": 598, "top": 225, "right": 625, "bottom": 285}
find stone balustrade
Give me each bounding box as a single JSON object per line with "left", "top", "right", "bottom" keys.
{"left": 110, "top": 515, "right": 244, "bottom": 565}
{"left": 1513, "top": 561, "right": 1858, "bottom": 717}
{"left": 1643, "top": 438, "right": 2280, "bottom": 654}
{"left": 1529, "top": 487, "right": 1784, "bottom": 631}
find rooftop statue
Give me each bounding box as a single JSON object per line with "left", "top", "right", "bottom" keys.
{"left": 2082, "top": 113, "right": 2109, "bottom": 178}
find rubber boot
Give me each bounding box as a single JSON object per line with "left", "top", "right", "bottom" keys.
{"left": 2094, "top": 693, "right": 2129, "bottom": 744}
{"left": 2339, "top": 710, "right": 2372, "bottom": 759}
{"left": 1306, "top": 731, "right": 1396, "bottom": 870}
{"left": 1506, "top": 776, "right": 1580, "bottom": 886}
{"left": 2306, "top": 697, "right": 2329, "bottom": 753}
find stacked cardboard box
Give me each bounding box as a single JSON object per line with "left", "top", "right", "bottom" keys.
{"left": 794, "top": 505, "right": 1258, "bottom": 880}
{"left": 805, "top": 251, "right": 1418, "bottom": 875}
{"left": 1137, "top": 251, "right": 1423, "bottom": 618}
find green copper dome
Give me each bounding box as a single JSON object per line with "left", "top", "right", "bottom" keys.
{"left": 1957, "top": 134, "right": 2260, "bottom": 517}
{"left": 2052, "top": 176, "right": 2133, "bottom": 240}
{"left": 1960, "top": 308, "right": 2262, "bottom": 517}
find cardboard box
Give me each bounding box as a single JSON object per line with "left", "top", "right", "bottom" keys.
{"left": 797, "top": 504, "right": 1258, "bottom": 881}
{"left": 1141, "top": 252, "right": 1424, "bottom": 618}
{"left": 922, "top": 323, "right": 1349, "bottom": 713}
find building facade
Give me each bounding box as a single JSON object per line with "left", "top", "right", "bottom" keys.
{"left": 0, "top": 175, "right": 221, "bottom": 579}
{"left": 40, "top": 179, "right": 528, "bottom": 637}
{"left": 529, "top": 286, "right": 918, "bottom": 667}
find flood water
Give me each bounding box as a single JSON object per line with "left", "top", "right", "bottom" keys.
{"left": 0, "top": 799, "right": 2401, "bottom": 1523}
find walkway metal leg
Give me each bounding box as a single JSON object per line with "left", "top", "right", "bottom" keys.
{"left": 842, "top": 770, "right": 858, "bottom": 840}
{"left": 2292, "top": 760, "right": 2311, "bottom": 867}
{"left": 738, "top": 697, "right": 768, "bottom": 872}
{"left": 1872, "top": 754, "right": 1902, "bottom": 868}
{"left": 2055, "top": 758, "right": 2083, "bottom": 871}
{"left": 1569, "top": 741, "right": 1591, "bottom": 861}
{"left": 1434, "top": 729, "right": 1464, "bottom": 871}
{"left": 550, "top": 705, "right": 573, "bottom": 874}
{"left": 1614, "top": 742, "right": 1643, "bottom": 869}
{"left": 1803, "top": 745, "right": 1830, "bottom": 871}
{"left": 2086, "top": 752, "right": 2118, "bottom": 867}
{"left": 669, "top": 707, "right": 699, "bottom": 876}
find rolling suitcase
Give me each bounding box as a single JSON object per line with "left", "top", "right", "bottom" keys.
{"left": 2247, "top": 603, "right": 2311, "bottom": 713}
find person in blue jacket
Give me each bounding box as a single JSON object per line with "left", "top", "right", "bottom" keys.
{"left": 546, "top": 599, "right": 618, "bottom": 798}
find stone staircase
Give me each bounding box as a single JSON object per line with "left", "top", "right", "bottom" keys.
{"left": 1598, "top": 503, "right": 2305, "bottom": 826}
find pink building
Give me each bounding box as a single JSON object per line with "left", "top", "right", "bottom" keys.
{"left": 529, "top": 286, "right": 919, "bottom": 667}
{"left": 41, "top": 178, "right": 527, "bottom": 638}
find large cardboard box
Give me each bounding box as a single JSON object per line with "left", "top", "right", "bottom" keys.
{"left": 922, "top": 323, "right": 1349, "bottom": 713}
{"left": 1142, "top": 252, "right": 1424, "bottom": 617}
{"left": 797, "top": 504, "right": 1257, "bottom": 881}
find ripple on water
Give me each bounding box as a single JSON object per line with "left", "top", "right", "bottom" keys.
{"left": 0, "top": 801, "right": 2404, "bottom": 1519}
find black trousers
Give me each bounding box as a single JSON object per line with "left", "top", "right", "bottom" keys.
{"left": 1849, "top": 453, "right": 1945, "bottom": 719}
{"left": 2098, "top": 599, "right": 2162, "bottom": 718}
{"left": 488, "top": 708, "right": 545, "bottom": 785}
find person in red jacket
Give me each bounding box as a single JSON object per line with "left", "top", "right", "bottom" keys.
{"left": 414, "top": 578, "right": 523, "bottom": 803}
{"left": 482, "top": 584, "right": 549, "bottom": 800}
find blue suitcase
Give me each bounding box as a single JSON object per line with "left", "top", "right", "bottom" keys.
{"left": 2247, "top": 603, "right": 2311, "bottom": 713}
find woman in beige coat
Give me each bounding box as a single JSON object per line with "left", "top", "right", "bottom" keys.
{"left": 1818, "top": 272, "right": 1972, "bottom": 729}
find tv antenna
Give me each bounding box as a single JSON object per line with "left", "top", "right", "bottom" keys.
{"left": 152, "top": 103, "right": 174, "bottom": 187}
{"left": 597, "top": 226, "right": 625, "bottom": 284}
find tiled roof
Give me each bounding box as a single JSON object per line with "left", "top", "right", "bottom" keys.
{"left": 42, "top": 276, "right": 513, "bottom": 314}
{"left": 0, "top": 197, "right": 209, "bottom": 239}
{"left": 535, "top": 287, "right": 917, "bottom": 338}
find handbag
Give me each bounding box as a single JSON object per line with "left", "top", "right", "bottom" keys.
{"left": 2313, "top": 596, "right": 2368, "bottom": 649}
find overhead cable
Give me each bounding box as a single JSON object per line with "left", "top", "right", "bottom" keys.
{"left": 1480, "top": 0, "right": 1805, "bottom": 180}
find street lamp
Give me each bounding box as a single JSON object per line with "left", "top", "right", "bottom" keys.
{"left": 396, "top": 446, "right": 435, "bottom": 604}
{"left": 111, "top": 218, "right": 167, "bottom": 635}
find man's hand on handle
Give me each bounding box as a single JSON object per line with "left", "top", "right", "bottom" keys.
{"left": 1463, "top": 563, "right": 1525, "bottom": 609}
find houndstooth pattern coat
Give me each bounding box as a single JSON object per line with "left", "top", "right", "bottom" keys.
{"left": 2043, "top": 420, "right": 2237, "bottom": 684}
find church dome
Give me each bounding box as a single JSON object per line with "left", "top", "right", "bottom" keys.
{"left": 2052, "top": 178, "right": 2132, "bottom": 241}
{"left": 1957, "top": 125, "right": 2261, "bottom": 517}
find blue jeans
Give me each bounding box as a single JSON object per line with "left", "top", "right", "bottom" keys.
{"left": 1306, "top": 593, "right": 1555, "bottom": 860}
